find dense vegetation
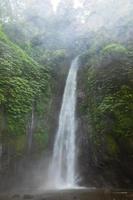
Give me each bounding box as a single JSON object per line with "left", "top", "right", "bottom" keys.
{"left": 0, "top": 1, "right": 70, "bottom": 189}
{"left": 0, "top": 25, "right": 53, "bottom": 187}
{"left": 79, "top": 39, "right": 133, "bottom": 187}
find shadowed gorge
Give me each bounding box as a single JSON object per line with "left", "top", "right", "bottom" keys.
{"left": 0, "top": 0, "right": 133, "bottom": 199}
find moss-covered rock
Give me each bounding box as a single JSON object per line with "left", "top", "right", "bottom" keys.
{"left": 0, "top": 27, "right": 52, "bottom": 185}
{"left": 79, "top": 41, "right": 133, "bottom": 187}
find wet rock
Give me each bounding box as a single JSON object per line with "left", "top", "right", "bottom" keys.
{"left": 73, "top": 196, "right": 77, "bottom": 200}
{"left": 0, "top": 195, "right": 10, "bottom": 200}
{"left": 23, "top": 194, "right": 34, "bottom": 199}
{"left": 12, "top": 194, "right": 20, "bottom": 199}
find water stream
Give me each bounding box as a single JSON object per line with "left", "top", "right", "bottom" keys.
{"left": 49, "top": 57, "right": 79, "bottom": 189}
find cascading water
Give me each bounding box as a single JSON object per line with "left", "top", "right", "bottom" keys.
{"left": 49, "top": 57, "right": 79, "bottom": 189}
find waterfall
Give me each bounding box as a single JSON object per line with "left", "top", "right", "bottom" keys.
{"left": 49, "top": 57, "right": 79, "bottom": 189}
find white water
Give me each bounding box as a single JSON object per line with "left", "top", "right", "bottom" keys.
{"left": 49, "top": 57, "right": 79, "bottom": 189}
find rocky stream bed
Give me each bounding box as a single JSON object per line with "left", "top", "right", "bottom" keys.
{"left": 0, "top": 188, "right": 133, "bottom": 200}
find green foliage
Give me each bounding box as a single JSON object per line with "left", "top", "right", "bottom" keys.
{"left": 34, "top": 129, "right": 49, "bottom": 151}
{"left": 36, "top": 49, "right": 66, "bottom": 66}
{"left": 83, "top": 41, "right": 133, "bottom": 159}
{"left": 6, "top": 77, "right": 34, "bottom": 116}
{"left": 106, "top": 135, "right": 119, "bottom": 158}
{"left": 98, "top": 86, "right": 133, "bottom": 137}
{"left": 10, "top": 135, "right": 27, "bottom": 157}
{"left": 102, "top": 43, "right": 127, "bottom": 55}
{"left": 0, "top": 27, "right": 51, "bottom": 150}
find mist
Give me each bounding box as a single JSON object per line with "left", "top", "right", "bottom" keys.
{"left": 2, "top": 0, "right": 132, "bottom": 50}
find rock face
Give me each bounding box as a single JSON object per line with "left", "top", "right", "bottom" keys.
{"left": 0, "top": 26, "right": 72, "bottom": 192}
{"left": 76, "top": 47, "right": 133, "bottom": 188}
